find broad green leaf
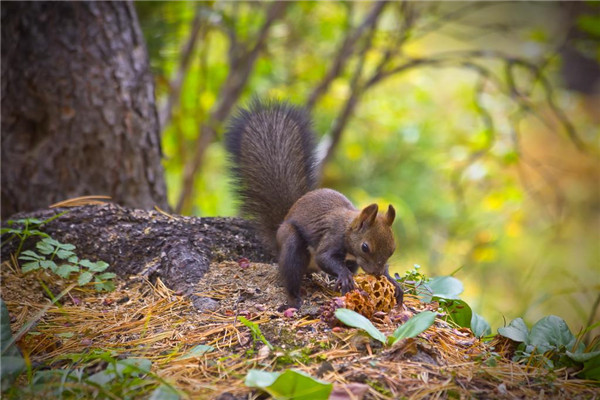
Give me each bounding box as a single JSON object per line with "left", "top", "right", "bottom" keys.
{"left": 1, "top": 356, "right": 26, "bottom": 391}
{"left": 529, "top": 315, "right": 576, "bottom": 351}
{"left": 428, "top": 276, "right": 464, "bottom": 299}
{"left": 68, "top": 255, "right": 79, "bottom": 264}
{"left": 498, "top": 318, "right": 529, "bottom": 343}
{"left": 149, "top": 384, "right": 181, "bottom": 400}
{"left": 567, "top": 350, "right": 600, "bottom": 363}
{"left": 245, "top": 369, "right": 333, "bottom": 400}
{"left": 389, "top": 311, "right": 436, "bottom": 345}
{"left": 471, "top": 312, "right": 491, "bottom": 337}
{"left": 178, "top": 344, "right": 215, "bottom": 360}
{"left": 439, "top": 299, "right": 472, "bottom": 328}
{"left": 334, "top": 308, "right": 386, "bottom": 344}
{"left": 578, "top": 354, "right": 600, "bottom": 381}
{"left": 245, "top": 369, "right": 280, "bottom": 388}
{"left": 78, "top": 272, "right": 93, "bottom": 286}
{"left": 56, "top": 264, "right": 80, "bottom": 279}
{"left": 1, "top": 300, "right": 20, "bottom": 356}
{"left": 1, "top": 299, "right": 25, "bottom": 390}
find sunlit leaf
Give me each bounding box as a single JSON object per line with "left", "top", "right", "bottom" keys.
{"left": 334, "top": 308, "right": 386, "bottom": 344}
{"left": 389, "top": 311, "right": 436, "bottom": 345}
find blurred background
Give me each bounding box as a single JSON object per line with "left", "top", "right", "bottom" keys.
{"left": 3, "top": 1, "right": 597, "bottom": 337}
{"left": 134, "top": 2, "right": 599, "bottom": 335}
{"left": 136, "top": 1, "right": 599, "bottom": 335}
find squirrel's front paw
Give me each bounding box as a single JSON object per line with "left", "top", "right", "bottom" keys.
{"left": 335, "top": 273, "right": 355, "bottom": 294}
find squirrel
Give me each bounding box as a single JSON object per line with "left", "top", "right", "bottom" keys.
{"left": 225, "top": 99, "right": 403, "bottom": 308}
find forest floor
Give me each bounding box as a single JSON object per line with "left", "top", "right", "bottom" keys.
{"left": 2, "top": 259, "right": 599, "bottom": 399}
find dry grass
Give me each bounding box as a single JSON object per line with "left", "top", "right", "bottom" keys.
{"left": 2, "top": 260, "right": 598, "bottom": 399}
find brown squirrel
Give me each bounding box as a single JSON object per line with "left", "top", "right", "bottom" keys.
{"left": 225, "top": 99, "right": 403, "bottom": 308}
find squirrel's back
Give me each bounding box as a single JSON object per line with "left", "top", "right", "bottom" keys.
{"left": 225, "top": 99, "right": 318, "bottom": 250}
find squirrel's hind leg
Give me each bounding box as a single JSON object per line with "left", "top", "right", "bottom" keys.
{"left": 276, "top": 222, "right": 310, "bottom": 309}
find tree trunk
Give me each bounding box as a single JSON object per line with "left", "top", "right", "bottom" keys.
{"left": 1, "top": 204, "right": 272, "bottom": 309}
{"left": 1, "top": 1, "right": 168, "bottom": 219}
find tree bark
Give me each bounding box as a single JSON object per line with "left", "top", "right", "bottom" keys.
{"left": 1, "top": 204, "right": 272, "bottom": 307}
{"left": 1, "top": 1, "right": 168, "bottom": 219}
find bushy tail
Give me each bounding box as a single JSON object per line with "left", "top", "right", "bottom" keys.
{"left": 225, "top": 99, "right": 317, "bottom": 251}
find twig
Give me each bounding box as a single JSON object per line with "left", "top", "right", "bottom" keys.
{"left": 159, "top": 6, "right": 204, "bottom": 130}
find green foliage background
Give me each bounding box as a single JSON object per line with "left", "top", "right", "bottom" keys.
{"left": 135, "top": 2, "right": 599, "bottom": 337}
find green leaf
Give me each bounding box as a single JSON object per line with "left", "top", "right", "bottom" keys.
{"left": 578, "top": 354, "right": 600, "bottom": 381}
{"left": 498, "top": 318, "right": 529, "bottom": 343}
{"left": 87, "top": 261, "right": 109, "bottom": 272}
{"left": 68, "top": 255, "right": 79, "bottom": 264}
{"left": 439, "top": 299, "right": 472, "bottom": 328}
{"left": 78, "top": 259, "right": 95, "bottom": 269}
{"left": 40, "top": 260, "right": 57, "bottom": 272}
{"left": 1, "top": 300, "right": 20, "bottom": 357}
{"left": 471, "top": 312, "right": 491, "bottom": 337}
{"left": 116, "top": 358, "right": 152, "bottom": 375}
{"left": 56, "top": 249, "right": 75, "bottom": 260}
{"left": 149, "top": 384, "right": 181, "bottom": 400}
{"left": 94, "top": 280, "right": 116, "bottom": 292}
{"left": 1, "top": 299, "right": 25, "bottom": 391}
{"left": 178, "top": 344, "right": 215, "bottom": 360}
{"left": 567, "top": 350, "right": 600, "bottom": 363}
{"left": 529, "top": 315, "right": 576, "bottom": 352}
{"left": 78, "top": 272, "right": 93, "bottom": 286}
{"left": 41, "top": 237, "right": 61, "bottom": 247}
{"left": 245, "top": 369, "right": 333, "bottom": 400}
{"left": 334, "top": 308, "right": 386, "bottom": 344}
{"left": 21, "top": 262, "right": 41, "bottom": 273}
{"left": 36, "top": 241, "right": 55, "bottom": 255}
{"left": 389, "top": 311, "right": 436, "bottom": 345}
{"left": 19, "top": 250, "right": 44, "bottom": 261}
{"left": 428, "top": 276, "right": 464, "bottom": 299}
{"left": 56, "top": 242, "right": 76, "bottom": 251}
{"left": 1, "top": 356, "right": 26, "bottom": 391}
{"left": 56, "top": 264, "right": 80, "bottom": 279}
{"left": 245, "top": 369, "right": 280, "bottom": 388}
{"left": 97, "top": 272, "right": 116, "bottom": 280}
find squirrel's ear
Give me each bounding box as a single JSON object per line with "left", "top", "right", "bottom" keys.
{"left": 385, "top": 205, "right": 395, "bottom": 226}
{"left": 352, "top": 203, "right": 378, "bottom": 230}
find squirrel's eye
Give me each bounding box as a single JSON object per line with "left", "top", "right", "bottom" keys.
{"left": 361, "top": 242, "right": 370, "bottom": 253}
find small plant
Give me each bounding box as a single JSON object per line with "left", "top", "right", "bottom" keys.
{"left": 498, "top": 316, "right": 600, "bottom": 380}
{"left": 334, "top": 308, "right": 436, "bottom": 346}
{"left": 1, "top": 212, "right": 67, "bottom": 257}
{"left": 395, "top": 264, "right": 429, "bottom": 297}
{"left": 239, "top": 316, "right": 274, "bottom": 350}
{"left": 5, "top": 349, "right": 179, "bottom": 399}
{"left": 18, "top": 237, "right": 115, "bottom": 292}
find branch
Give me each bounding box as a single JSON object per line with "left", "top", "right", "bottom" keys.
{"left": 175, "top": 1, "right": 288, "bottom": 214}
{"left": 305, "top": 1, "right": 388, "bottom": 110}
{"left": 158, "top": 8, "right": 203, "bottom": 130}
